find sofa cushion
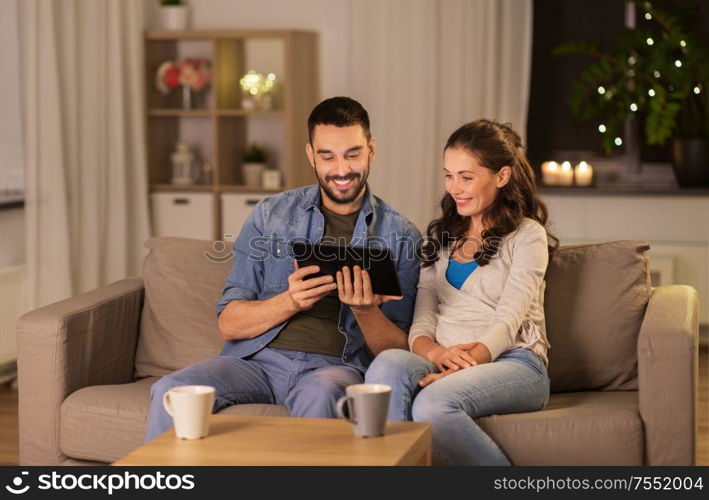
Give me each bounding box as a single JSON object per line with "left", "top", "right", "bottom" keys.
{"left": 479, "top": 391, "right": 643, "bottom": 465}
{"left": 544, "top": 241, "right": 651, "bottom": 393}
{"left": 60, "top": 377, "right": 290, "bottom": 463}
{"left": 135, "top": 237, "right": 231, "bottom": 378}
{"left": 60, "top": 380, "right": 641, "bottom": 465}
{"left": 60, "top": 377, "right": 159, "bottom": 463}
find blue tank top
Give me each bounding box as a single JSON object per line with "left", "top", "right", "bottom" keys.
{"left": 446, "top": 257, "right": 479, "bottom": 290}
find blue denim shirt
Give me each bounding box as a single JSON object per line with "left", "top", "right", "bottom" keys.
{"left": 216, "top": 184, "right": 422, "bottom": 373}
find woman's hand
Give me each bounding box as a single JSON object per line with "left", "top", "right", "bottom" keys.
{"left": 418, "top": 370, "right": 453, "bottom": 387}
{"left": 336, "top": 265, "right": 402, "bottom": 312}
{"left": 426, "top": 342, "right": 479, "bottom": 372}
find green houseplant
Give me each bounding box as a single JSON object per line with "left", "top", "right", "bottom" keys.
{"left": 242, "top": 144, "right": 267, "bottom": 187}
{"left": 553, "top": 0, "right": 709, "bottom": 186}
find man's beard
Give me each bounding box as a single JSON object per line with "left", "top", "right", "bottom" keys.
{"left": 315, "top": 161, "right": 369, "bottom": 205}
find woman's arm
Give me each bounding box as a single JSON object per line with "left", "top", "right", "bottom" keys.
{"left": 407, "top": 264, "right": 440, "bottom": 349}
{"left": 477, "top": 220, "right": 549, "bottom": 362}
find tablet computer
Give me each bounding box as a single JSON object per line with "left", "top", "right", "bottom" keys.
{"left": 290, "top": 242, "right": 403, "bottom": 297}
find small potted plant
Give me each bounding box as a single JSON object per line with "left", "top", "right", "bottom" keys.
{"left": 159, "top": 0, "right": 190, "bottom": 31}
{"left": 242, "top": 144, "right": 267, "bottom": 187}
{"left": 553, "top": 0, "right": 708, "bottom": 186}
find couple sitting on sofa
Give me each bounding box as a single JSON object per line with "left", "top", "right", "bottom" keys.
{"left": 146, "top": 96, "right": 560, "bottom": 466}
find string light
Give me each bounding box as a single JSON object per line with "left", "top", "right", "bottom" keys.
{"left": 675, "top": 60, "right": 682, "bottom": 68}
{"left": 630, "top": 103, "right": 638, "bottom": 112}
{"left": 598, "top": 124, "right": 607, "bottom": 133}
{"left": 680, "top": 40, "right": 687, "bottom": 47}
{"left": 648, "top": 89, "right": 656, "bottom": 97}
{"left": 653, "top": 71, "right": 661, "bottom": 78}
{"left": 695, "top": 86, "right": 702, "bottom": 94}
{"left": 597, "top": 86, "right": 606, "bottom": 95}
{"left": 614, "top": 137, "right": 623, "bottom": 146}
{"left": 628, "top": 56, "right": 636, "bottom": 65}
{"left": 646, "top": 38, "right": 654, "bottom": 46}
{"left": 645, "top": 12, "right": 652, "bottom": 20}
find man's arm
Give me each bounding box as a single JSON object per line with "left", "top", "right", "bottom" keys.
{"left": 337, "top": 266, "right": 408, "bottom": 356}
{"left": 218, "top": 292, "right": 297, "bottom": 340}
{"left": 219, "top": 265, "right": 336, "bottom": 340}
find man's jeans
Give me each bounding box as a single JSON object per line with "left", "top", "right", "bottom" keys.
{"left": 364, "top": 347, "right": 550, "bottom": 465}
{"left": 145, "top": 347, "right": 363, "bottom": 442}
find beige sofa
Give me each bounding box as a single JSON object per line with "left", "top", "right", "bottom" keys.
{"left": 17, "top": 237, "right": 699, "bottom": 465}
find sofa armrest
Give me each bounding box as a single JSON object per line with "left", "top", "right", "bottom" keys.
{"left": 16, "top": 277, "right": 145, "bottom": 466}
{"left": 637, "top": 285, "right": 699, "bottom": 466}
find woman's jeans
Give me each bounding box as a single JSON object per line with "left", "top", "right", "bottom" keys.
{"left": 365, "top": 347, "right": 550, "bottom": 465}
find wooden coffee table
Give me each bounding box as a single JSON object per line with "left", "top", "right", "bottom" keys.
{"left": 114, "top": 415, "right": 432, "bottom": 466}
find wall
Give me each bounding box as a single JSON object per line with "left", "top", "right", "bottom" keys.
{"left": 0, "top": 0, "right": 25, "bottom": 268}
{"left": 0, "top": 0, "right": 24, "bottom": 193}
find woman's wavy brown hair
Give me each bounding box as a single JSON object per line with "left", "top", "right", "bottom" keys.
{"left": 422, "top": 119, "right": 559, "bottom": 268}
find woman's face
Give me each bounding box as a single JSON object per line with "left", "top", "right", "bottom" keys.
{"left": 443, "top": 147, "right": 510, "bottom": 221}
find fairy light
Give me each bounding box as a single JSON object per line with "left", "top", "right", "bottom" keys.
{"left": 675, "top": 60, "right": 682, "bottom": 68}
{"left": 614, "top": 137, "right": 623, "bottom": 146}
{"left": 653, "top": 71, "right": 661, "bottom": 78}
{"left": 598, "top": 124, "right": 607, "bottom": 133}
{"left": 680, "top": 40, "right": 687, "bottom": 47}
{"left": 630, "top": 103, "right": 638, "bottom": 112}
{"left": 695, "top": 86, "right": 702, "bottom": 95}
{"left": 646, "top": 37, "right": 654, "bottom": 46}
{"left": 597, "top": 86, "right": 606, "bottom": 95}
{"left": 648, "top": 89, "right": 656, "bottom": 97}
{"left": 645, "top": 12, "right": 652, "bottom": 20}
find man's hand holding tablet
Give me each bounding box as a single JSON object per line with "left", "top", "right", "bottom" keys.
{"left": 336, "top": 265, "right": 402, "bottom": 311}
{"left": 285, "top": 263, "right": 338, "bottom": 312}
{"left": 289, "top": 242, "right": 404, "bottom": 311}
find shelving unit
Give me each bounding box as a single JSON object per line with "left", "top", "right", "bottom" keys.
{"left": 144, "top": 30, "right": 319, "bottom": 240}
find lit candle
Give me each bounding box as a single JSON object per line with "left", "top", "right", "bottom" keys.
{"left": 541, "top": 161, "right": 560, "bottom": 186}
{"left": 574, "top": 161, "right": 593, "bottom": 187}
{"left": 558, "top": 161, "right": 574, "bottom": 186}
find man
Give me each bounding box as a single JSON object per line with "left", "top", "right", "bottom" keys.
{"left": 145, "top": 96, "right": 421, "bottom": 442}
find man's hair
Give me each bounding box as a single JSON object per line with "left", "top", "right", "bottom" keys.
{"left": 307, "top": 96, "right": 371, "bottom": 144}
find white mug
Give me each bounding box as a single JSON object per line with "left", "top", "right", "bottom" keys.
{"left": 162, "top": 385, "right": 216, "bottom": 440}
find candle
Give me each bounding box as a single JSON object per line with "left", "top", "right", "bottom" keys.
{"left": 574, "top": 161, "right": 593, "bottom": 187}
{"left": 541, "top": 161, "right": 560, "bottom": 186}
{"left": 558, "top": 161, "right": 574, "bottom": 186}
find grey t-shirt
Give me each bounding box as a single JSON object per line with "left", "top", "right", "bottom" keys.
{"left": 268, "top": 204, "right": 360, "bottom": 357}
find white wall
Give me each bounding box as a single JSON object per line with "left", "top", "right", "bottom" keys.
{"left": 0, "top": 0, "right": 25, "bottom": 269}
{"left": 0, "top": 208, "right": 24, "bottom": 267}
{"left": 0, "top": 0, "right": 24, "bottom": 193}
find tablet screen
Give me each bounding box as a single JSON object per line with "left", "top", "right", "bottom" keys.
{"left": 290, "top": 242, "right": 403, "bottom": 297}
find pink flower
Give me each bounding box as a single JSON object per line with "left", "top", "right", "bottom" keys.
{"left": 156, "top": 58, "right": 211, "bottom": 94}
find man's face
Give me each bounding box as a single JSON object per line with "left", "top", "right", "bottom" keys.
{"left": 306, "top": 124, "right": 375, "bottom": 205}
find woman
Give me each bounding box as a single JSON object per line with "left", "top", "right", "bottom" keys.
{"left": 365, "top": 119, "right": 559, "bottom": 465}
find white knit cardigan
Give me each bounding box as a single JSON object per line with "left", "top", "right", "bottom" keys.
{"left": 408, "top": 217, "right": 551, "bottom": 365}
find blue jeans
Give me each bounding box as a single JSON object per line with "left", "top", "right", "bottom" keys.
{"left": 364, "top": 347, "right": 550, "bottom": 465}
{"left": 145, "top": 347, "right": 363, "bottom": 442}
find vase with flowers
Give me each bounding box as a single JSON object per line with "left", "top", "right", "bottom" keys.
{"left": 156, "top": 58, "right": 212, "bottom": 109}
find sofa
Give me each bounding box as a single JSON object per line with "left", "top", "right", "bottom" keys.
{"left": 17, "top": 236, "right": 699, "bottom": 465}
